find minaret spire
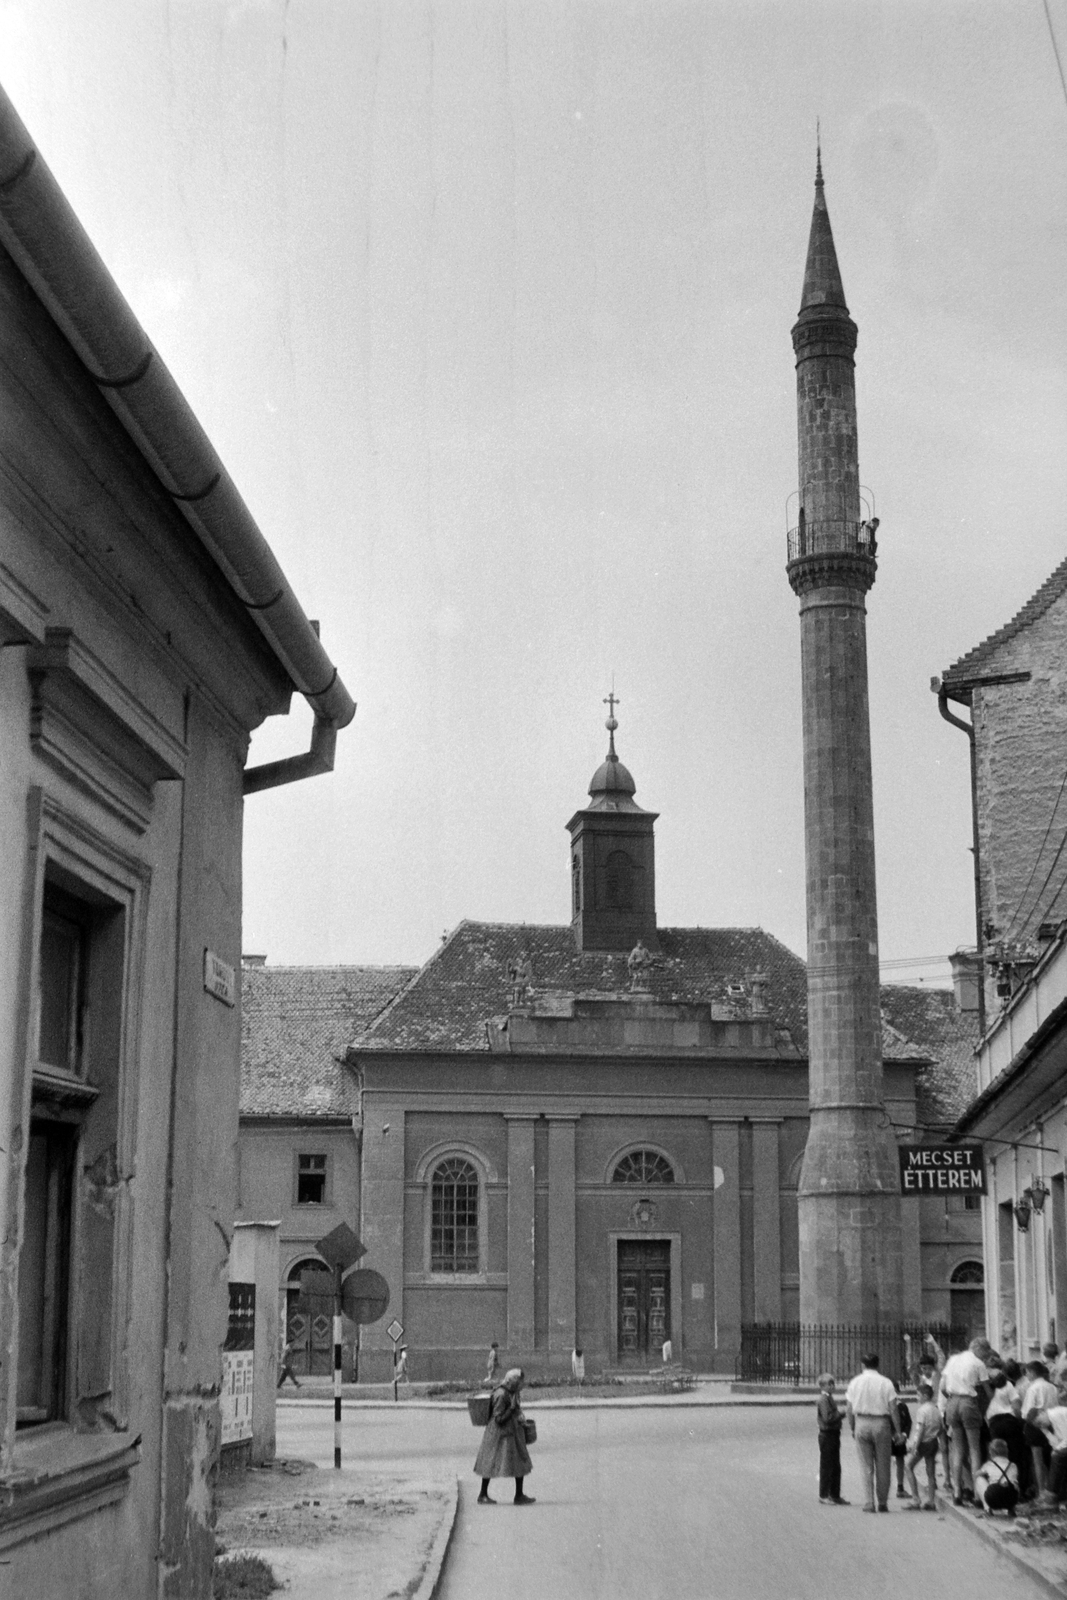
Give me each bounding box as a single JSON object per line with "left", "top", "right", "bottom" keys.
{"left": 786, "top": 158, "right": 904, "bottom": 1329}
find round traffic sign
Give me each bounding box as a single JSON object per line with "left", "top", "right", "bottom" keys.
{"left": 342, "top": 1268, "right": 389, "bottom": 1325}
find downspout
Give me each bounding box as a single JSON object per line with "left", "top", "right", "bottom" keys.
{"left": 935, "top": 681, "right": 986, "bottom": 1035}
{"left": 0, "top": 86, "right": 355, "bottom": 792}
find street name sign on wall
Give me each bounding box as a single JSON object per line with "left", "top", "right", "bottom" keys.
{"left": 898, "top": 1144, "right": 986, "bottom": 1194}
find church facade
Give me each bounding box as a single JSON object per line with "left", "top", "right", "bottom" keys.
{"left": 262, "top": 724, "right": 980, "bottom": 1382}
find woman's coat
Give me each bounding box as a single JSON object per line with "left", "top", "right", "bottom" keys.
{"left": 473, "top": 1384, "right": 534, "bottom": 1479}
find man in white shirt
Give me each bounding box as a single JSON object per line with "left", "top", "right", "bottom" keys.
{"left": 845, "top": 1353, "right": 905, "bottom": 1512}
{"left": 940, "top": 1338, "right": 990, "bottom": 1503}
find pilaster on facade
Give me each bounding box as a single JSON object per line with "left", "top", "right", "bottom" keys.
{"left": 546, "top": 1116, "right": 578, "bottom": 1352}
{"left": 710, "top": 1119, "right": 742, "bottom": 1360}
{"left": 504, "top": 1116, "right": 536, "bottom": 1351}
{"left": 359, "top": 1107, "right": 406, "bottom": 1359}
{"left": 751, "top": 1120, "right": 782, "bottom": 1322}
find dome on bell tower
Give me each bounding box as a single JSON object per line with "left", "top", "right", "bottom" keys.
{"left": 587, "top": 709, "right": 640, "bottom": 811}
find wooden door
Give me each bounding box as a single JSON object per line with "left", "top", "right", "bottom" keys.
{"left": 617, "top": 1240, "right": 671, "bottom": 1363}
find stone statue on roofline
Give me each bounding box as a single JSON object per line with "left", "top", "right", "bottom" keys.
{"left": 747, "top": 971, "right": 769, "bottom": 1017}
{"left": 506, "top": 951, "right": 534, "bottom": 1007}
{"left": 627, "top": 939, "right": 654, "bottom": 993}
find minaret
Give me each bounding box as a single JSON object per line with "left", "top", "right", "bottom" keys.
{"left": 787, "top": 150, "right": 903, "bottom": 1325}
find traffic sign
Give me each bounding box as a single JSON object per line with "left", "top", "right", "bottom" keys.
{"left": 387, "top": 1318, "right": 404, "bottom": 1344}
{"left": 315, "top": 1222, "right": 366, "bottom": 1273}
{"left": 343, "top": 1269, "right": 389, "bottom": 1325}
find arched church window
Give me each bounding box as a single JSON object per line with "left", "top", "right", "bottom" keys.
{"left": 949, "top": 1260, "right": 984, "bottom": 1285}
{"left": 431, "top": 1157, "right": 479, "bottom": 1272}
{"left": 572, "top": 853, "right": 582, "bottom": 916}
{"left": 605, "top": 850, "right": 634, "bottom": 911}
{"left": 612, "top": 1150, "right": 675, "bottom": 1185}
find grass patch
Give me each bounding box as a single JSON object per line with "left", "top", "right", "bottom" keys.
{"left": 213, "top": 1552, "right": 280, "bottom": 1598}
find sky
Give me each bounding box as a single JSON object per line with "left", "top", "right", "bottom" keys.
{"left": 3, "top": 1, "right": 1066, "bottom": 981}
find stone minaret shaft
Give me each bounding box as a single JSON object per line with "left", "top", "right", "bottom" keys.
{"left": 788, "top": 155, "right": 902, "bottom": 1326}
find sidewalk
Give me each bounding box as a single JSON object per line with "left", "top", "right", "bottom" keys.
{"left": 278, "top": 1377, "right": 818, "bottom": 1411}
{"left": 214, "top": 1457, "right": 459, "bottom": 1600}
{"left": 938, "top": 1492, "right": 1067, "bottom": 1600}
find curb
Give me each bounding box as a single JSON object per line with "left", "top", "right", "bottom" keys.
{"left": 278, "top": 1395, "right": 815, "bottom": 1412}
{"left": 937, "top": 1494, "right": 1067, "bottom": 1600}
{"left": 417, "top": 1476, "right": 460, "bottom": 1600}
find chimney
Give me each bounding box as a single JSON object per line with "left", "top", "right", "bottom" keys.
{"left": 949, "top": 949, "right": 981, "bottom": 1015}
{"left": 242, "top": 953, "right": 267, "bottom": 968}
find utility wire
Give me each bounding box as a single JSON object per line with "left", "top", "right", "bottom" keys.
{"left": 1012, "top": 818, "right": 1067, "bottom": 946}
{"left": 1044, "top": 0, "right": 1067, "bottom": 112}
{"left": 1000, "top": 755, "right": 1067, "bottom": 944}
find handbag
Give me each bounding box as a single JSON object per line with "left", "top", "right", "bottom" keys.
{"left": 523, "top": 1417, "right": 537, "bottom": 1445}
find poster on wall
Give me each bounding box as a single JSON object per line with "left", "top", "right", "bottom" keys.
{"left": 220, "top": 1350, "right": 254, "bottom": 1444}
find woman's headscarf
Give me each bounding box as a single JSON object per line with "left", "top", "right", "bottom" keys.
{"left": 502, "top": 1368, "right": 524, "bottom": 1390}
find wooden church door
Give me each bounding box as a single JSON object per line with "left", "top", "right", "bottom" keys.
{"left": 617, "top": 1240, "right": 671, "bottom": 1363}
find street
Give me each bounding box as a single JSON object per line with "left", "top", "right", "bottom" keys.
{"left": 277, "top": 1401, "right": 1040, "bottom": 1599}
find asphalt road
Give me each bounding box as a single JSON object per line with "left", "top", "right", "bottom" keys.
{"left": 276, "top": 1402, "right": 1042, "bottom": 1600}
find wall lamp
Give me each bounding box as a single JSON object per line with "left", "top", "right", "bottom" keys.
{"left": 1014, "top": 1194, "right": 1032, "bottom": 1231}
{"left": 1029, "top": 1175, "right": 1051, "bottom": 1214}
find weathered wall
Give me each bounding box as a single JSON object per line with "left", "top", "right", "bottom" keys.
{"left": 0, "top": 234, "right": 292, "bottom": 1600}
{"left": 237, "top": 1124, "right": 361, "bottom": 1280}
{"left": 972, "top": 594, "right": 1067, "bottom": 952}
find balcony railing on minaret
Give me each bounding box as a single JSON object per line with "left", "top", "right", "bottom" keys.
{"left": 787, "top": 518, "right": 879, "bottom": 563}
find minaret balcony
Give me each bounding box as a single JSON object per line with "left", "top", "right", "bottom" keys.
{"left": 787, "top": 518, "right": 878, "bottom": 562}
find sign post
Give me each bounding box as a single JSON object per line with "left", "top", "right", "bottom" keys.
{"left": 315, "top": 1223, "right": 367, "bottom": 1469}
{"left": 898, "top": 1143, "right": 986, "bottom": 1195}
{"left": 387, "top": 1319, "right": 404, "bottom": 1402}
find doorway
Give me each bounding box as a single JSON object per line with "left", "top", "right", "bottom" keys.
{"left": 285, "top": 1259, "right": 334, "bottom": 1375}
{"left": 617, "top": 1239, "right": 671, "bottom": 1364}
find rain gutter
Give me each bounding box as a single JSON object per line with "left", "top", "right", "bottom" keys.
{"left": 0, "top": 85, "right": 355, "bottom": 792}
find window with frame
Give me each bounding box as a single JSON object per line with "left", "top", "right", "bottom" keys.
{"left": 295, "top": 1152, "right": 328, "bottom": 1206}
{"left": 431, "top": 1157, "right": 479, "bottom": 1273}
{"left": 18, "top": 876, "right": 126, "bottom": 1429}
{"left": 604, "top": 849, "right": 634, "bottom": 911}
{"left": 612, "top": 1150, "right": 675, "bottom": 1185}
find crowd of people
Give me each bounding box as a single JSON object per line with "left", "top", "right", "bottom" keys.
{"left": 818, "top": 1332, "right": 1067, "bottom": 1518}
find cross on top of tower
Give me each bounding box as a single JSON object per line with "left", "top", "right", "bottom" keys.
{"left": 815, "top": 123, "right": 823, "bottom": 188}
{"left": 603, "top": 689, "right": 620, "bottom": 756}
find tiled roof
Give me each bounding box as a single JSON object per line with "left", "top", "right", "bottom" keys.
{"left": 240, "top": 964, "right": 417, "bottom": 1116}
{"left": 879, "top": 985, "right": 980, "bottom": 1125}
{"left": 942, "top": 556, "right": 1067, "bottom": 687}
{"left": 352, "top": 920, "right": 929, "bottom": 1065}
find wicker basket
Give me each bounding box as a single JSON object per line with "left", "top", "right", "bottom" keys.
{"left": 523, "top": 1417, "right": 537, "bottom": 1445}
{"left": 467, "top": 1393, "right": 492, "bottom": 1427}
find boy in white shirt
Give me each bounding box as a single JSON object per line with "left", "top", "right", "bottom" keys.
{"left": 1040, "top": 1387, "right": 1067, "bottom": 1502}
{"left": 903, "top": 1381, "right": 942, "bottom": 1511}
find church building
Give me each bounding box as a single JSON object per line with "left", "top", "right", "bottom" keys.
{"left": 324, "top": 716, "right": 980, "bottom": 1381}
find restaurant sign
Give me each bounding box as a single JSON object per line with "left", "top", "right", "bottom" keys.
{"left": 898, "top": 1144, "right": 985, "bottom": 1195}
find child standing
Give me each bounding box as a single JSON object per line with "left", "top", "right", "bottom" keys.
{"left": 816, "top": 1373, "right": 849, "bottom": 1506}
{"left": 891, "top": 1383, "right": 913, "bottom": 1497}
{"left": 903, "top": 1380, "right": 942, "bottom": 1510}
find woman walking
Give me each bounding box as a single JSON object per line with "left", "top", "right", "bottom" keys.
{"left": 474, "top": 1368, "right": 535, "bottom": 1505}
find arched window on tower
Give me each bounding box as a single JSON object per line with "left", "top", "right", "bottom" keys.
{"left": 572, "top": 852, "right": 582, "bottom": 916}
{"left": 431, "top": 1157, "right": 479, "bottom": 1272}
{"left": 605, "top": 849, "right": 634, "bottom": 911}
{"left": 612, "top": 1150, "right": 675, "bottom": 1185}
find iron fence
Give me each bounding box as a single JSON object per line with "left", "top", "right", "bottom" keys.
{"left": 736, "top": 1322, "right": 964, "bottom": 1388}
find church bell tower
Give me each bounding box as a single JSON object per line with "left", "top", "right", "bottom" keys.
{"left": 566, "top": 697, "right": 658, "bottom": 953}
{"left": 787, "top": 151, "right": 903, "bottom": 1324}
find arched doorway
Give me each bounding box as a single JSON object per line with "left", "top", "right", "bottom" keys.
{"left": 284, "top": 1257, "right": 333, "bottom": 1376}
{"left": 950, "top": 1260, "right": 985, "bottom": 1345}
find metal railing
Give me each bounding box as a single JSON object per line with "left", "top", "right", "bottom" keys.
{"left": 736, "top": 1321, "right": 962, "bottom": 1387}
{"left": 787, "top": 519, "right": 878, "bottom": 563}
